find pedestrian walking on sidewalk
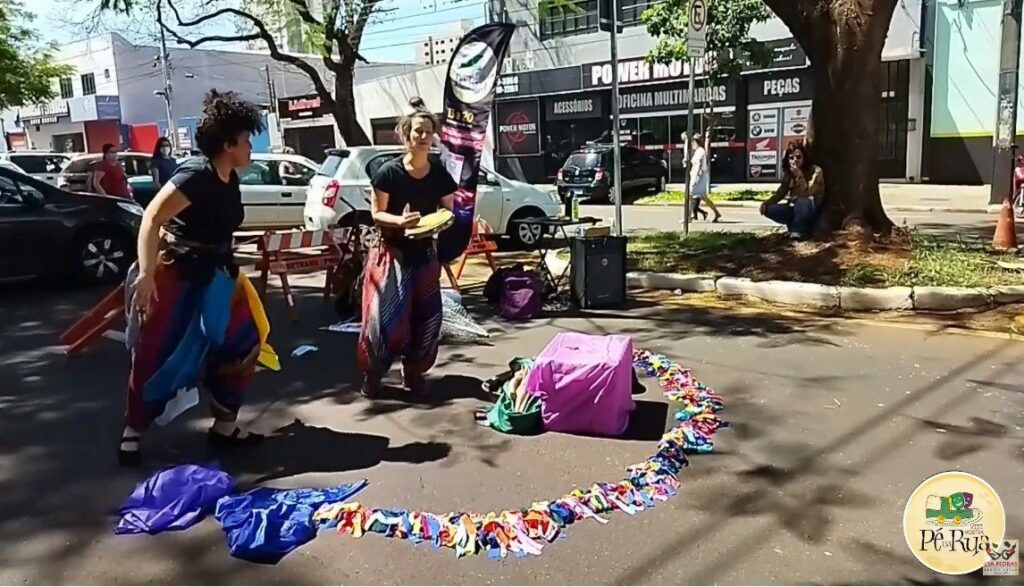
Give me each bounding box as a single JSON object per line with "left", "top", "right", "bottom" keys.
{"left": 685, "top": 136, "right": 721, "bottom": 223}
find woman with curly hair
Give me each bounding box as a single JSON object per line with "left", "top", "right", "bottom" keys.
{"left": 119, "top": 90, "right": 279, "bottom": 466}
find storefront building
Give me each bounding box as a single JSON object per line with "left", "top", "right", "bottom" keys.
{"left": 923, "top": 0, "right": 1024, "bottom": 196}
{"left": 492, "top": 40, "right": 816, "bottom": 184}
{"left": 275, "top": 94, "right": 342, "bottom": 163}
{"left": 20, "top": 95, "right": 125, "bottom": 153}
{"left": 493, "top": 45, "right": 924, "bottom": 186}
{"left": 488, "top": 0, "right": 927, "bottom": 186}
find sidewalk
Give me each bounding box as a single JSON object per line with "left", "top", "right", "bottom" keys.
{"left": 540, "top": 181, "right": 992, "bottom": 213}
{"left": 684, "top": 182, "right": 992, "bottom": 213}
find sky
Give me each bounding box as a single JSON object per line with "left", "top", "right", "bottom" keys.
{"left": 26, "top": 0, "right": 488, "bottom": 64}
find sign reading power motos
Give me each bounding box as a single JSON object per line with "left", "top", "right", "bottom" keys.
{"left": 495, "top": 98, "right": 541, "bottom": 155}
{"left": 618, "top": 81, "right": 734, "bottom": 114}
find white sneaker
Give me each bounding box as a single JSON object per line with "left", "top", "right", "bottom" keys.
{"left": 788, "top": 232, "right": 803, "bottom": 240}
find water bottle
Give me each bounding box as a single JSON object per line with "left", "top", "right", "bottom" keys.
{"left": 571, "top": 194, "right": 580, "bottom": 221}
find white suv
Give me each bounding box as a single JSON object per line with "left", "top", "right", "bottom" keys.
{"left": 304, "top": 146, "right": 560, "bottom": 247}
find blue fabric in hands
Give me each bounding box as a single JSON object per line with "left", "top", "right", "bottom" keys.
{"left": 115, "top": 463, "right": 235, "bottom": 535}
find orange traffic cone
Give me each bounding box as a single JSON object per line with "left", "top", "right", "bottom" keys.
{"left": 993, "top": 195, "right": 1018, "bottom": 251}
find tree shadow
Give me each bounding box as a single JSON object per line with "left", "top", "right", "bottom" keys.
{"left": 908, "top": 415, "right": 1013, "bottom": 461}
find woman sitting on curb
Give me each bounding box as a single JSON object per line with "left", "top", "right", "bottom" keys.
{"left": 759, "top": 142, "right": 824, "bottom": 239}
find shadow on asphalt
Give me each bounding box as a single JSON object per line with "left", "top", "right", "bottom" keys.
{"left": 219, "top": 419, "right": 452, "bottom": 486}
{"left": 611, "top": 337, "right": 1022, "bottom": 586}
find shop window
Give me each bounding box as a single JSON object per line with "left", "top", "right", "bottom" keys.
{"left": 81, "top": 73, "right": 96, "bottom": 96}
{"left": 638, "top": 116, "right": 669, "bottom": 148}
{"left": 539, "top": 0, "right": 598, "bottom": 40}
{"left": 59, "top": 77, "right": 74, "bottom": 99}
{"left": 371, "top": 117, "right": 400, "bottom": 145}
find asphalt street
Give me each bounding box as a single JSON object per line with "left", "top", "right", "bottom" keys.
{"left": 0, "top": 268, "right": 1021, "bottom": 584}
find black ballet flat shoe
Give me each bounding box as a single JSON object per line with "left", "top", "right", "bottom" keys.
{"left": 118, "top": 435, "right": 142, "bottom": 467}
{"left": 208, "top": 427, "right": 265, "bottom": 448}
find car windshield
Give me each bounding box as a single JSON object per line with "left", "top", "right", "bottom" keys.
{"left": 1, "top": 168, "right": 52, "bottom": 195}
{"left": 565, "top": 152, "right": 603, "bottom": 169}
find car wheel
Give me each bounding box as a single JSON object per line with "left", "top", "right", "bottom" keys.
{"left": 75, "top": 230, "right": 133, "bottom": 284}
{"left": 508, "top": 210, "right": 544, "bottom": 249}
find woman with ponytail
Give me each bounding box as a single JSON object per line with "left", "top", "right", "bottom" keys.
{"left": 357, "top": 97, "right": 457, "bottom": 398}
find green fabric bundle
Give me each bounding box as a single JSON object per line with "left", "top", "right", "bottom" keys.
{"left": 486, "top": 358, "right": 542, "bottom": 435}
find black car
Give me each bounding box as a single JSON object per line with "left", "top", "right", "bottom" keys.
{"left": 556, "top": 144, "right": 668, "bottom": 203}
{"left": 0, "top": 167, "right": 142, "bottom": 284}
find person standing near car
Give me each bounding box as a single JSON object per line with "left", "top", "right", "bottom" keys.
{"left": 147, "top": 137, "right": 178, "bottom": 208}
{"left": 119, "top": 90, "right": 276, "bottom": 467}
{"left": 358, "top": 97, "right": 456, "bottom": 399}
{"left": 278, "top": 146, "right": 305, "bottom": 185}
{"left": 150, "top": 137, "right": 178, "bottom": 187}
{"left": 91, "top": 143, "right": 132, "bottom": 199}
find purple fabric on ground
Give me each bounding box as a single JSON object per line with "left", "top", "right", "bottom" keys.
{"left": 115, "top": 463, "right": 235, "bottom": 535}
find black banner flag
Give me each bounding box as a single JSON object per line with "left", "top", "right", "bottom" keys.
{"left": 436, "top": 22, "right": 516, "bottom": 265}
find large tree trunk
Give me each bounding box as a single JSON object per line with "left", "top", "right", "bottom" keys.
{"left": 764, "top": 0, "right": 898, "bottom": 237}
{"left": 331, "top": 62, "right": 370, "bottom": 147}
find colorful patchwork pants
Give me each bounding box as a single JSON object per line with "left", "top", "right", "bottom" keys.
{"left": 357, "top": 242, "right": 442, "bottom": 381}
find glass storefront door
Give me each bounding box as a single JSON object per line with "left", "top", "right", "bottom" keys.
{"left": 542, "top": 117, "right": 611, "bottom": 180}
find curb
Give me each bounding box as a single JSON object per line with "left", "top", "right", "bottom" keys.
{"left": 635, "top": 200, "right": 991, "bottom": 214}
{"left": 625, "top": 271, "right": 1024, "bottom": 312}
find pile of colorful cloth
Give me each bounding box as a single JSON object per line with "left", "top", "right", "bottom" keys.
{"left": 115, "top": 348, "right": 725, "bottom": 563}
{"left": 309, "top": 348, "right": 725, "bottom": 560}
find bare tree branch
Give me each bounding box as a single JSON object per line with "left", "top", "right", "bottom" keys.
{"left": 351, "top": 0, "right": 380, "bottom": 45}
{"left": 283, "top": 0, "right": 321, "bottom": 26}
{"left": 321, "top": 2, "right": 343, "bottom": 75}
{"left": 159, "top": 0, "right": 336, "bottom": 108}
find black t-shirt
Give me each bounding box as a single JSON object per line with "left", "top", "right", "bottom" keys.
{"left": 370, "top": 157, "right": 458, "bottom": 248}
{"left": 164, "top": 157, "right": 244, "bottom": 245}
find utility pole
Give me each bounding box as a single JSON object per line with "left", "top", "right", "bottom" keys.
{"left": 157, "top": 7, "right": 176, "bottom": 152}
{"left": 992, "top": 0, "right": 1023, "bottom": 204}
{"left": 264, "top": 64, "right": 279, "bottom": 119}
{"left": 684, "top": 0, "right": 708, "bottom": 235}
{"left": 608, "top": 0, "right": 624, "bottom": 237}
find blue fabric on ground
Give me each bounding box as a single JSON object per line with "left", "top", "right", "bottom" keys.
{"left": 115, "top": 463, "right": 235, "bottom": 535}
{"left": 214, "top": 481, "right": 369, "bottom": 564}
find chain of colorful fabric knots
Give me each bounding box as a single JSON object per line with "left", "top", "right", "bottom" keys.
{"left": 310, "top": 348, "right": 727, "bottom": 560}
